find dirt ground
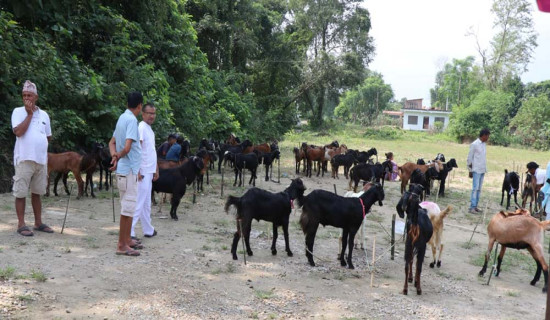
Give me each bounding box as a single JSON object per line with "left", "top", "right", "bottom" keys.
{"left": 0, "top": 160, "right": 547, "bottom": 320}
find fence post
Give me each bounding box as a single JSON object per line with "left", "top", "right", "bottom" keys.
{"left": 221, "top": 166, "right": 224, "bottom": 198}
{"left": 391, "top": 214, "right": 396, "bottom": 260}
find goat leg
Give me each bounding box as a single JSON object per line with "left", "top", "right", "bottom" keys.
{"left": 496, "top": 246, "right": 506, "bottom": 277}
{"left": 305, "top": 225, "right": 318, "bottom": 267}
{"left": 437, "top": 243, "right": 444, "bottom": 268}
{"left": 231, "top": 228, "right": 240, "bottom": 260}
{"left": 271, "top": 223, "right": 278, "bottom": 255}
{"left": 346, "top": 231, "right": 356, "bottom": 269}
{"left": 340, "top": 229, "right": 349, "bottom": 267}
{"left": 282, "top": 223, "right": 293, "bottom": 257}
{"left": 408, "top": 260, "right": 413, "bottom": 283}
{"left": 403, "top": 263, "right": 409, "bottom": 295}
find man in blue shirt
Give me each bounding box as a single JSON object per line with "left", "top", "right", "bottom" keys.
{"left": 165, "top": 135, "right": 183, "bottom": 161}
{"left": 109, "top": 92, "right": 143, "bottom": 256}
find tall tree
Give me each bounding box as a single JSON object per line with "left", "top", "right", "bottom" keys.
{"left": 288, "top": 0, "right": 375, "bottom": 127}
{"left": 468, "top": 0, "right": 537, "bottom": 90}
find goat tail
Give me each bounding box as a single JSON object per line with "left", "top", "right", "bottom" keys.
{"left": 224, "top": 195, "right": 242, "bottom": 218}
{"left": 439, "top": 205, "right": 453, "bottom": 221}
{"left": 408, "top": 224, "right": 420, "bottom": 246}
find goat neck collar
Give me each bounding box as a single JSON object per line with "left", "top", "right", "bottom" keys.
{"left": 359, "top": 198, "right": 366, "bottom": 219}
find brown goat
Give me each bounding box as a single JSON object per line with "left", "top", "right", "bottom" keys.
{"left": 398, "top": 161, "right": 442, "bottom": 194}
{"left": 46, "top": 152, "right": 84, "bottom": 199}
{"left": 304, "top": 145, "right": 326, "bottom": 177}
{"left": 293, "top": 147, "right": 306, "bottom": 174}
{"left": 479, "top": 209, "right": 549, "bottom": 293}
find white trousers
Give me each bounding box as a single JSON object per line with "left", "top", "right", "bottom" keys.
{"left": 131, "top": 173, "right": 155, "bottom": 237}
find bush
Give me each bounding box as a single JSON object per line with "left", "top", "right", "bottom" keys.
{"left": 363, "top": 126, "right": 403, "bottom": 140}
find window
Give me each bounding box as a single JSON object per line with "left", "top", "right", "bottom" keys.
{"left": 435, "top": 117, "right": 445, "bottom": 123}
{"left": 408, "top": 115, "right": 418, "bottom": 125}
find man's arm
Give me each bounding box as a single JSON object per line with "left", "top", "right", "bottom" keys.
{"left": 12, "top": 114, "right": 33, "bottom": 137}
{"left": 466, "top": 143, "right": 475, "bottom": 172}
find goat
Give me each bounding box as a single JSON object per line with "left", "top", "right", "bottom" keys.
{"left": 501, "top": 169, "right": 520, "bottom": 210}
{"left": 98, "top": 146, "right": 112, "bottom": 191}
{"left": 217, "top": 139, "right": 252, "bottom": 173}
{"left": 348, "top": 162, "right": 384, "bottom": 192}
{"left": 396, "top": 183, "right": 433, "bottom": 295}
{"left": 81, "top": 142, "right": 104, "bottom": 198}
{"left": 46, "top": 152, "right": 85, "bottom": 199}
{"left": 338, "top": 182, "right": 375, "bottom": 254}
{"left": 224, "top": 151, "right": 259, "bottom": 187}
{"left": 259, "top": 150, "right": 280, "bottom": 182}
{"left": 244, "top": 143, "right": 271, "bottom": 155}
{"left": 330, "top": 153, "right": 356, "bottom": 179}
{"left": 152, "top": 156, "right": 205, "bottom": 221}
{"left": 299, "top": 184, "right": 385, "bottom": 269}
{"left": 522, "top": 173, "right": 538, "bottom": 213}
{"left": 419, "top": 201, "right": 452, "bottom": 268}
{"left": 398, "top": 161, "right": 442, "bottom": 194}
{"left": 293, "top": 147, "right": 306, "bottom": 174}
{"left": 196, "top": 149, "right": 217, "bottom": 193}
{"left": 479, "top": 209, "right": 549, "bottom": 293}
{"left": 225, "top": 178, "right": 306, "bottom": 260}
{"left": 349, "top": 148, "right": 377, "bottom": 164}
{"left": 428, "top": 158, "right": 458, "bottom": 197}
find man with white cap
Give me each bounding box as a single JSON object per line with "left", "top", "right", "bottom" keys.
{"left": 11, "top": 80, "right": 53, "bottom": 236}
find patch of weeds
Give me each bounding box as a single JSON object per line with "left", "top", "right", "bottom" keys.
{"left": 249, "top": 312, "right": 259, "bottom": 319}
{"left": 202, "top": 245, "right": 211, "bottom": 251}
{"left": 367, "top": 214, "right": 384, "bottom": 223}
{"left": 460, "top": 242, "right": 478, "bottom": 249}
{"left": 107, "top": 230, "right": 118, "bottom": 236}
{"left": 291, "top": 220, "right": 302, "bottom": 231}
{"left": 17, "top": 294, "right": 33, "bottom": 302}
{"left": 30, "top": 269, "right": 47, "bottom": 282}
{"left": 221, "top": 245, "right": 228, "bottom": 251}
{"left": 0, "top": 266, "right": 16, "bottom": 280}
{"left": 1, "top": 204, "right": 13, "bottom": 211}
{"left": 212, "top": 263, "right": 237, "bottom": 275}
{"left": 268, "top": 314, "right": 277, "bottom": 319}
{"left": 88, "top": 212, "right": 96, "bottom": 220}
{"left": 382, "top": 274, "right": 392, "bottom": 279}
{"left": 189, "top": 228, "right": 208, "bottom": 235}
{"left": 17, "top": 241, "right": 28, "bottom": 246}
{"left": 507, "top": 290, "right": 520, "bottom": 297}
{"left": 214, "top": 220, "right": 229, "bottom": 228}
{"left": 84, "top": 236, "right": 99, "bottom": 249}
{"left": 209, "top": 237, "right": 224, "bottom": 243}
{"left": 255, "top": 288, "right": 275, "bottom": 300}
{"left": 237, "top": 250, "right": 244, "bottom": 255}
{"left": 469, "top": 253, "right": 486, "bottom": 267}
{"left": 0, "top": 247, "right": 3, "bottom": 253}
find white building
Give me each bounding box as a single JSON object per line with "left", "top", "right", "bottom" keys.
{"left": 401, "top": 98, "right": 451, "bottom": 131}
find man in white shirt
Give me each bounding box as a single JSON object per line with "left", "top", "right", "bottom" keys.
{"left": 466, "top": 128, "right": 490, "bottom": 214}
{"left": 131, "top": 103, "right": 159, "bottom": 239}
{"left": 11, "top": 80, "right": 53, "bottom": 236}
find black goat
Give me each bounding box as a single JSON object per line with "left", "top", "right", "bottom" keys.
{"left": 330, "top": 153, "right": 356, "bottom": 179}
{"left": 396, "top": 183, "right": 433, "bottom": 295}
{"left": 348, "top": 162, "right": 384, "bottom": 192}
{"left": 416, "top": 158, "right": 426, "bottom": 165}
{"left": 501, "top": 169, "right": 520, "bottom": 210}
{"left": 152, "top": 156, "right": 205, "bottom": 221}
{"left": 299, "top": 184, "right": 385, "bottom": 268}
{"left": 225, "top": 178, "right": 306, "bottom": 260}
{"left": 225, "top": 151, "right": 259, "bottom": 187}
{"left": 260, "top": 150, "right": 280, "bottom": 182}
{"left": 349, "top": 148, "right": 377, "bottom": 164}
{"left": 217, "top": 139, "right": 253, "bottom": 173}
{"left": 98, "top": 146, "right": 112, "bottom": 191}
{"left": 429, "top": 158, "right": 458, "bottom": 197}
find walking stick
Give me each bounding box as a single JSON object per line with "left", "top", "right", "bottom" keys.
{"left": 60, "top": 185, "right": 73, "bottom": 234}
{"left": 111, "top": 180, "right": 116, "bottom": 223}
{"left": 238, "top": 219, "right": 247, "bottom": 265}
{"left": 486, "top": 243, "right": 499, "bottom": 285}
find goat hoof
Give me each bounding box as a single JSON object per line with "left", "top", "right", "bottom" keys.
{"left": 437, "top": 261, "right": 441, "bottom": 268}
{"left": 531, "top": 279, "right": 538, "bottom": 286}
{"left": 247, "top": 251, "right": 253, "bottom": 256}
{"left": 308, "top": 261, "right": 315, "bottom": 267}
{"left": 429, "top": 262, "right": 435, "bottom": 268}
{"left": 340, "top": 260, "right": 347, "bottom": 267}
{"left": 271, "top": 249, "right": 277, "bottom": 256}
{"left": 543, "top": 287, "right": 547, "bottom": 293}
{"left": 417, "top": 289, "right": 422, "bottom": 295}
{"left": 232, "top": 255, "right": 238, "bottom": 260}
{"left": 402, "top": 289, "right": 408, "bottom": 295}
{"left": 287, "top": 251, "right": 293, "bottom": 257}
{"left": 348, "top": 264, "right": 355, "bottom": 270}
{"left": 408, "top": 278, "right": 413, "bottom": 283}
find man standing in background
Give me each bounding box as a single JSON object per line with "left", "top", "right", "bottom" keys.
{"left": 131, "top": 103, "right": 159, "bottom": 239}
{"left": 109, "top": 91, "right": 143, "bottom": 256}
{"left": 11, "top": 80, "right": 53, "bottom": 236}
{"left": 467, "top": 128, "right": 490, "bottom": 214}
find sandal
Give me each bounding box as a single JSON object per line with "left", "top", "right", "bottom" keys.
{"left": 17, "top": 226, "right": 34, "bottom": 237}
{"left": 115, "top": 250, "right": 140, "bottom": 256}
{"left": 34, "top": 224, "right": 54, "bottom": 233}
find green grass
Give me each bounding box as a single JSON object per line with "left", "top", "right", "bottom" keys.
{"left": 0, "top": 266, "right": 17, "bottom": 280}
{"left": 470, "top": 249, "right": 536, "bottom": 274}
{"left": 254, "top": 288, "right": 275, "bottom": 300}
{"left": 212, "top": 263, "right": 237, "bottom": 275}
{"left": 17, "top": 294, "right": 34, "bottom": 302}
{"left": 30, "top": 269, "right": 47, "bottom": 282}
{"left": 83, "top": 236, "right": 100, "bottom": 249}
{"left": 507, "top": 290, "right": 520, "bottom": 297}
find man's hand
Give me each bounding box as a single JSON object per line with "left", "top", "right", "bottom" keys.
{"left": 468, "top": 172, "right": 473, "bottom": 179}
{"left": 23, "top": 98, "right": 35, "bottom": 115}
{"left": 109, "top": 154, "right": 118, "bottom": 172}
{"left": 153, "top": 172, "right": 159, "bottom": 181}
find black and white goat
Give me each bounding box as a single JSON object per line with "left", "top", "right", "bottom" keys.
{"left": 224, "top": 178, "right": 306, "bottom": 260}
{"left": 396, "top": 183, "right": 433, "bottom": 295}
{"left": 299, "top": 183, "right": 385, "bottom": 269}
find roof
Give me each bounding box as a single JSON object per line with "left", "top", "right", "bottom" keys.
{"left": 383, "top": 111, "right": 403, "bottom": 116}
{"left": 401, "top": 108, "right": 452, "bottom": 114}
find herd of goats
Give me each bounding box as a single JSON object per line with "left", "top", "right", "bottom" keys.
{"left": 42, "top": 136, "right": 550, "bottom": 295}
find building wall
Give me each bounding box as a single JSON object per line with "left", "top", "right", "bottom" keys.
{"left": 402, "top": 110, "right": 450, "bottom": 131}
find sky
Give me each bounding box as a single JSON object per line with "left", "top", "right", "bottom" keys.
{"left": 364, "top": 0, "right": 550, "bottom": 106}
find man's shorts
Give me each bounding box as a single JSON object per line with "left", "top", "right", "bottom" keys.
{"left": 117, "top": 172, "right": 138, "bottom": 217}
{"left": 12, "top": 160, "right": 47, "bottom": 198}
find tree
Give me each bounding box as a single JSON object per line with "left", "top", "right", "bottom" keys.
{"left": 468, "top": 0, "right": 537, "bottom": 90}
{"left": 510, "top": 95, "right": 550, "bottom": 149}
{"left": 288, "top": 0, "right": 375, "bottom": 127}
{"left": 430, "top": 57, "right": 484, "bottom": 110}
{"left": 334, "top": 72, "right": 393, "bottom": 125}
